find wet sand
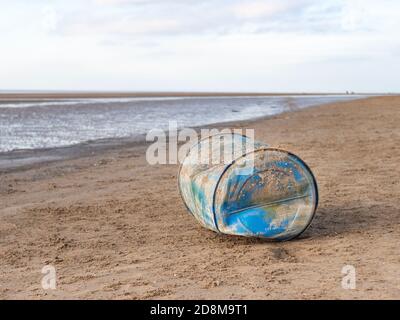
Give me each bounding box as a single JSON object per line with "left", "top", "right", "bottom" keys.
{"left": 0, "top": 96, "right": 399, "bottom": 299}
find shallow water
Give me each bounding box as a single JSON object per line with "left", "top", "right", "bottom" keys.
{"left": 0, "top": 95, "right": 361, "bottom": 152}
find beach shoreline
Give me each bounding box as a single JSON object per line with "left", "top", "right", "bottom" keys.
{"left": 1, "top": 93, "right": 365, "bottom": 156}
{"left": 1, "top": 96, "right": 399, "bottom": 299}
{"left": 0, "top": 91, "right": 371, "bottom": 102}
{"left": 0, "top": 95, "right": 370, "bottom": 172}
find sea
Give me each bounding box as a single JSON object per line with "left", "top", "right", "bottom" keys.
{"left": 0, "top": 95, "right": 363, "bottom": 153}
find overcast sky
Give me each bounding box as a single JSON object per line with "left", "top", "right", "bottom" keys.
{"left": 1, "top": 0, "right": 399, "bottom": 92}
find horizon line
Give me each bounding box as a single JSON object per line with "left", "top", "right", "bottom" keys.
{"left": 0, "top": 90, "right": 397, "bottom": 99}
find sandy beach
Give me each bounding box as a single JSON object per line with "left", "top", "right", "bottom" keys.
{"left": 0, "top": 96, "right": 399, "bottom": 299}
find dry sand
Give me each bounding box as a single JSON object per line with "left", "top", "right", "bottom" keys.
{"left": 0, "top": 96, "right": 399, "bottom": 299}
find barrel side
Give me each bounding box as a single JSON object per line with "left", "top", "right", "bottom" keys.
{"left": 178, "top": 132, "right": 263, "bottom": 232}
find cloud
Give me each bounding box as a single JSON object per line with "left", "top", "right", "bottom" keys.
{"left": 231, "top": 0, "right": 307, "bottom": 19}
{"left": 48, "top": 0, "right": 329, "bottom": 38}
{"left": 50, "top": 0, "right": 395, "bottom": 40}
{"left": 1, "top": 0, "right": 400, "bottom": 91}
{"left": 66, "top": 17, "right": 182, "bottom": 36}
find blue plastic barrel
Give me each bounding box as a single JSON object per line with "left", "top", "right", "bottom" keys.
{"left": 178, "top": 133, "right": 318, "bottom": 241}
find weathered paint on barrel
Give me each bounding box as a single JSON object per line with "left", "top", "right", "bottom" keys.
{"left": 178, "top": 133, "right": 318, "bottom": 241}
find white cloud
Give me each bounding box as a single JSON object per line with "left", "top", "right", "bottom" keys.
{"left": 67, "top": 18, "right": 182, "bottom": 35}
{"left": 231, "top": 1, "right": 300, "bottom": 19}
{"left": 0, "top": 0, "right": 399, "bottom": 92}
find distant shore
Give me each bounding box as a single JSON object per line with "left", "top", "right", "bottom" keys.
{"left": 0, "top": 91, "right": 375, "bottom": 102}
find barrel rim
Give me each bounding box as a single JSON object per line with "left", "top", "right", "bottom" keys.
{"left": 211, "top": 147, "right": 319, "bottom": 241}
